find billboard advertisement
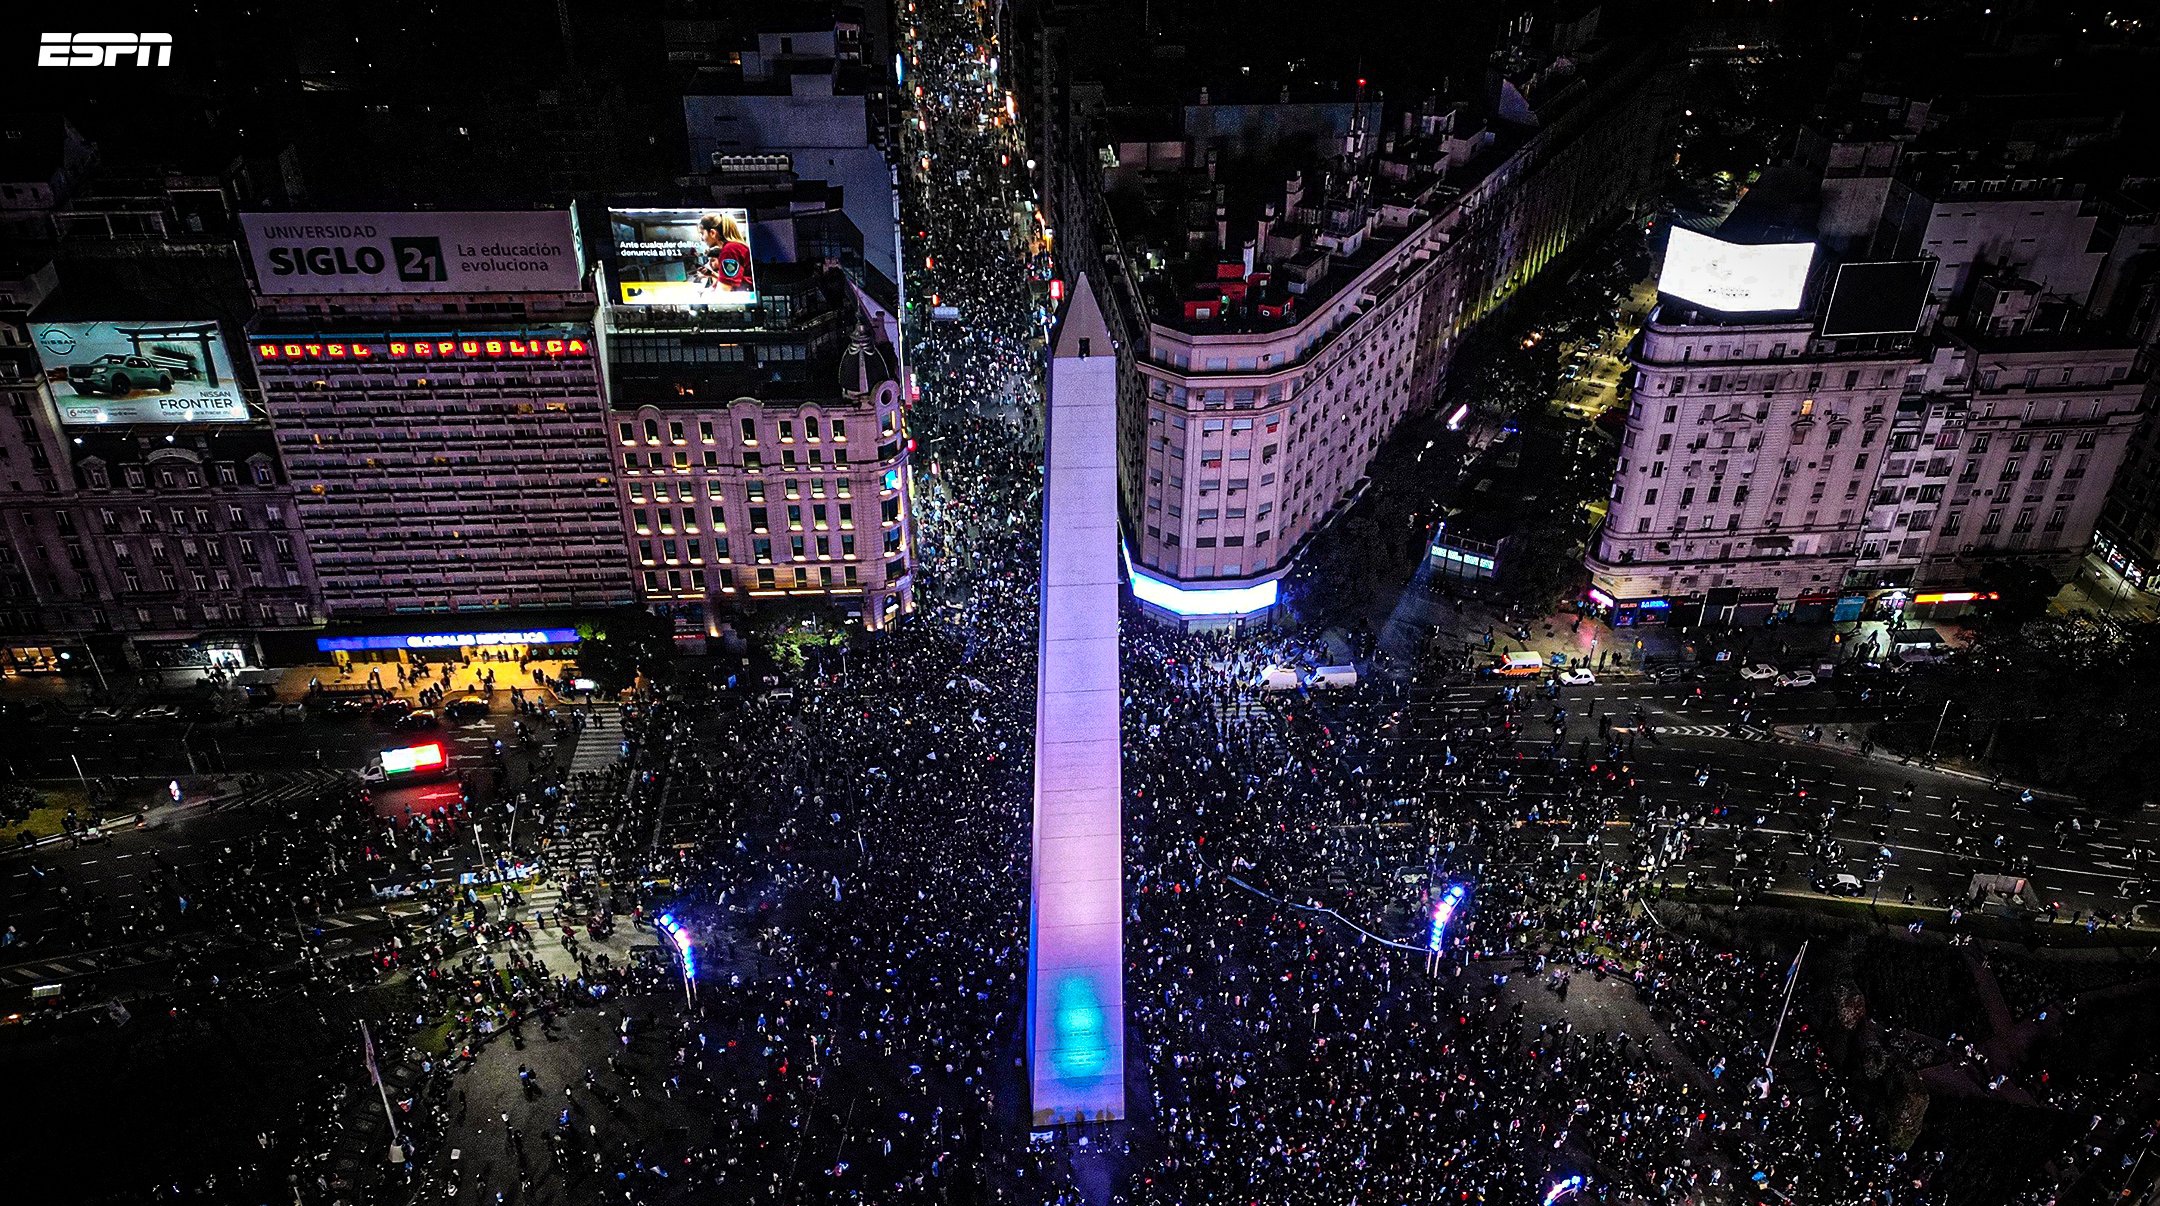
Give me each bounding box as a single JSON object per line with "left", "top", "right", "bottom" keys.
{"left": 240, "top": 211, "right": 584, "bottom": 296}
{"left": 1819, "top": 259, "right": 1937, "bottom": 337}
{"left": 1658, "top": 227, "right": 1815, "bottom": 313}
{"left": 607, "top": 208, "right": 758, "bottom": 308}
{"left": 32, "top": 321, "right": 249, "bottom": 425}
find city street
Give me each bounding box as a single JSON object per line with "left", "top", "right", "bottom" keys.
{"left": 1404, "top": 669, "right": 2158, "bottom": 917}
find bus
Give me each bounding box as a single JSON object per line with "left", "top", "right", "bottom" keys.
{"left": 363, "top": 741, "right": 452, "bottom": 785}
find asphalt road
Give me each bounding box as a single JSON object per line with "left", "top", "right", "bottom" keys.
{"left": 1408, "top": 670, "right": 2160, "bottom": 917}
{"left": 0, "top": 708, "right": 586, "bottom": 1001}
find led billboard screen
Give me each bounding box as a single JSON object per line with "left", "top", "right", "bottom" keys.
{"left": 32, "top": 321, "right": 249, "bottom": 425}
{"left": 240, "top": 211, "right": 584, "bottom": 296}
{"left": 380, "top": 743, "right": 447, "bottom": 776}
{"left": 607, "top": 208, "right": 758, "bottom": 308}
{"left": 1819, "top": 259, "right": 1936, "bottom": 337}
{"left": 1658, "top": 227, "right": 1814, "bottom": 313}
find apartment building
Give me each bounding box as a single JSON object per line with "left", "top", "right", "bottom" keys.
{"left": 1042, "top": 28, "right": 1679, "bottom": 620}
{"left": 0, "top": 133, "right": 322, "bottom": 674}
{"left": 1588, "top": 178, "right": 2151, "bottom": 626}
{"left": 599, "top": 252, "right": 916, "bottom": 638}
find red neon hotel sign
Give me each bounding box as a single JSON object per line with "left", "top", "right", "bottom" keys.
{"left": 255, "top": 336, "right": 591, "bottom": 362}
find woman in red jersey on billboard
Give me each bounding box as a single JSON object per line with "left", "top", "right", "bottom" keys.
{"left": 695, "top": 212, "right": 754, "bottom": 295}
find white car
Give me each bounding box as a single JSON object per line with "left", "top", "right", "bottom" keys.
{"left": 1738, "top": 663, "right": 1780, "bottom": 682}
{"left": 135, "top": 704, "right": 182, "bottom": 721}
{"left": 1558, "top": 668, "right": 1596, "bottom": 686}
{"left": 1776, "top": 670, "right": 1819, "bottom": 689}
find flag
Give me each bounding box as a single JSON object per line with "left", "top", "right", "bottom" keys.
{"left": 360, "top": 1019, "right": 383, "bottom": 1088}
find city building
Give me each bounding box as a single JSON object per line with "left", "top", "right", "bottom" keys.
{"left": 596, "top": 203, "right": 917, "bottom": 639}
{"left": 1587, "top": 173, "right": 2153, "bottom": 626}
{"left": 0, "top": 124, "right": 322, "bottom": 675}
{"left": 244, "top": 210, "right": 636, "bottom": 627}
{"left": 1038, "top": 22, "right": 1680, "bottom": 621}
{"left": 677, "top": 4, "right": 904, "bottom": 299}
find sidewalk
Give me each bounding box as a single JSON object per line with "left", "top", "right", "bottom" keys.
{"left": 276, "top": 656, "right": 588, "bottom": 712}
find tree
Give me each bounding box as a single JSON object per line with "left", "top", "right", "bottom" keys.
{"left": 1972, "top": 561, "right": 2059, "bottom": 624}
{"left": 1884, "top": 615, "right": 2160, "bottom": 807}
{"left": 574, "top": 606, "right": 675, "bottom": 694}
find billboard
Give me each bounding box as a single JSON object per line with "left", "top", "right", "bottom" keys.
{"left": 1658, "top": 227, "right": 1815, "bottom": 313}
{"left": 1819, "top": 259, "right": 1936, "bottom": 337}
{"left": 32, "top": 321, "right": 249, "bottom": 425}
{"left": 240, "top": 211, "right": 584, "bottom": 296}
{"left": 607, "top": 208, "right": 758, "bottom": 308}
{"left": 379, "top": 743, "right": 447, "bottom": 778}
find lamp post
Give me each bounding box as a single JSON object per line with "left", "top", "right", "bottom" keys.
{"left": 1927, "top": 698, "right": 1956, "bottom": 761}
{"left": 59, "top": 648, "right": 109, "bottom": 695}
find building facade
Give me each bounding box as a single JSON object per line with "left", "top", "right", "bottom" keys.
{"left": 243, "top": 209, "right": 633, "bottom": 620}
{"left": 1044, "top": 35, "right": 1680, "bottom": 620}
{"left": 1586, "top": 307, "right": 2145, "bottom": 623}
{"left": 248, "top": 325, "right": 629, "bottom": 618}
{"left": 0, "top": 152, "right": 323, "bottom": 675}
{"left": 599, "top": 260, "right": 917, "bottom": 636}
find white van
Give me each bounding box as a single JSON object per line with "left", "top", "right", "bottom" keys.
{"left": 1258, "top": 665, "right": 1301, "bottom": 692}
{"left": 1308, "top": 665, "right": 1359, "bottom": 690}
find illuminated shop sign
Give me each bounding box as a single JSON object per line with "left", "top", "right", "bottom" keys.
{"left": 255, "top": 336, "right": 591, "bottom": 363}
{"left": 316, "top": 628, "right": 581, "bottom": 652}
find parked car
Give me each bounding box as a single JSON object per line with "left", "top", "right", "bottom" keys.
{"left": 393, "top": 709, "right": 439, "bottom": 732}
{"left": 1650, "top": 664, "right": 1697, "bottom": 684}
{"left": 1775, "top": 670, "right": 1819, "bottom": 689}
{"left": 1738, "top": 663, "right": 1780, "bottom": 682}
{"left": 1558, "top": 668, "right": 1596, "bottom": 686}
{"left": 135, "top": 703, "right": 183, "bottom": 721}
{"left": 78, "top": 706, "right": 125, "bottom": 724}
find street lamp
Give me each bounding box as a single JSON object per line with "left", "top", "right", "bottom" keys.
{"left": 59, "top": 648, "right": 109, "bottom": 694}
{"left": 655, "top": 912, "right": 697, "bottom": 1008}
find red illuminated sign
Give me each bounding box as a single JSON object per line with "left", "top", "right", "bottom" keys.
{"left": 254, "top": 336, "right": 591, "bottom": 363}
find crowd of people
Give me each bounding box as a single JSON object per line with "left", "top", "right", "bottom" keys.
{"left": 8, "top": 3, "right": 2158, "bottom": 1205}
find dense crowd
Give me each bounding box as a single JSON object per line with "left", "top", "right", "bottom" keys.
{"left": 10, "top": 4, "right": 2158, "bottom": 1206}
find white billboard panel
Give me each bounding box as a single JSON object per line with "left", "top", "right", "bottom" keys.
{"left": 240, "top": 211, "right": 584, "bottom": 296}
{"left": 1659, "top": 227, "right": 1815, "bottom": 313}
{"left": 33, "top": 321, "right": 249, "bottom": 425}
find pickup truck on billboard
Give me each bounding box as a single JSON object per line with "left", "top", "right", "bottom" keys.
{"left": 67, "top": 353, "right": 185, "bottom": 396}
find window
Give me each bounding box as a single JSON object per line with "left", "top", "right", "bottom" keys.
{"left": 617, "top": 421, "right": 635, "bottom": 445}
{"left": 643, "top": 418, "right": 661, "bottom": 444}
{"left": 740, "top": 417, "right": 758, "bottom": 444}
{"left": 668, "top": 420, "right": 686, "bottom": 444}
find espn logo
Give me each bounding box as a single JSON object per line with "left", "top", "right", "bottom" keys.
{"left": 38, "top": 33, "right": 173, "bottom": 67}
